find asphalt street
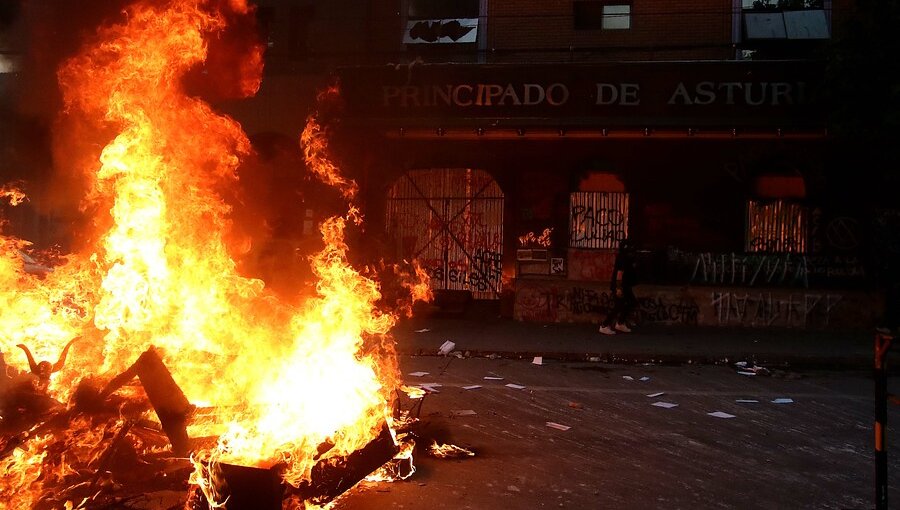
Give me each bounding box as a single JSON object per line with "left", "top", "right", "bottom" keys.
{"left": 334, "top": 355, "right": 900, "bottom": 510}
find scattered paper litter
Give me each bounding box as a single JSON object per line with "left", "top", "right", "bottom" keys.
{"left": 420, "top": 385, "right": 441, "bottom": 394}
{"left": 408, "top": 371, "right": 429, "bottom": 377}
{"left": 771, "top": 398, "right": 794, "bottom": 404}
{"left": 414, "top": 328, "right": 431, "bottom": 333}
{"left": 651, "top": 401, "right": 679, "bottom": 409}
{"left": 646, "top": 392, "right": 665, "bottom": 398}
{"left": 639, "top": 376, "right": 651, "bottom": 382}
{"left": 450, "top": 409, "right": 477, "bottom": 417}
{"left": 708, "top": 411, "right": 736, "bottom": 419}
{"left": 735, "top": 399, "right": 759, "bottom": 404}
{"left": 505, "top": 383, "right": 526, "bottom": 390}
{"left": 484, "top": 376, "right": 504, "bottom": 381}
{"left": 545, "top": 422, "right": 571, "bottom": 431}
{"left": 438, "top": 340, "right": 456, "bottom": 355}
{"left": 737, "top": 371, "right": 757, "bottom": 376}
{"left": 463, "top": 385, "right": 482, "bottom": 390}
{"left": 532, "top": 356, "right": 543, "bottom": 365}
{"left": 622, "top": 375, "right": 634, "bottom": 381}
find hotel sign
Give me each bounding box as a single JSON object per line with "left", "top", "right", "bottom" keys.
{"left": 336, "top": 61, "right": 825, "bottom": 129}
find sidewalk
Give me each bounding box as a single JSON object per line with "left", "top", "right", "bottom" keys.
{"left": 392, "top": 305, "right": 876, "bottom": 370}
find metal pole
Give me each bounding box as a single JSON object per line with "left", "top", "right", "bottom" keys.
{"left": 875, "top": 331, "right": 892, "bottom": 510}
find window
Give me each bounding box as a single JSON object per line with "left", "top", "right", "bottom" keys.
{"left": 742, "top": 0, "right": 829, "bottom": 41}
{"left": 570, "top": 192, "right": 629, "bottom": 249}
{"left": 575, "top": 1, "right": 632, "bottom": 30}
{"left": 405, "top": 0, "right": 480, "bottom": 44}
{"left": 745, "top": 200, "right": 808, "bottom": 253}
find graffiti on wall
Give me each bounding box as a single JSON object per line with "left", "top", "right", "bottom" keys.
{"left": 638, "top": 296, "right": 700, "bottom": 325}
{"left": 709, "top": 291, "right": 842, "bottom": 327}
{"left": 667, "top": 249, "right": 866, "bottom": 287}
{"left": 420, "top": 247, "right": 503, "bottom": 293}
{"left": 569, "top": 192, "right": 629, "bottom": 249}
{"left": 516, "top": 283, "right": 699, "bottom": 325}
{"left": 691, "top": 252, "right": 809, "bottom": 287}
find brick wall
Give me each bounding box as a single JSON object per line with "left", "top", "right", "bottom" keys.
{"left": 488, "top": 0, "right": 733, "bottom": 61}
{"left": 514, "top": 281, "right": 880, "bottom": 329}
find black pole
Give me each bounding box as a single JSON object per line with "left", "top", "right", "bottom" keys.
{"left": 875, "top": 332, "right": 892, "bottom": 510}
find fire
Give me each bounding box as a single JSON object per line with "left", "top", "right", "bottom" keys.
{"left": 427, "top": 441, "right": 475, "bottom": 459}
{"left": 1, "top": 0, "right": 427, "bottom": 507}
{"left": 0, "top": 184, "right": 27, "bottom": 207}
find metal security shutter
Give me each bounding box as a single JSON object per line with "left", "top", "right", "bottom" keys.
{"left": 569, "top": 192, "right": 629, "bottom": 249}
{"left": 746, "top": 200, "right": 808, "bottom": 253}
{"left": 386, "top": 168, "right": 504, "bottom": 299}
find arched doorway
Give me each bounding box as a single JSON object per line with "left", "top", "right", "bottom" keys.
{"left": 386, "top": 168, "right": 504, "bottom": 300}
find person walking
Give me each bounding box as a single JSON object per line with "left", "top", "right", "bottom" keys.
{"left": 599, "top": 239, "right": 638, "bottom": 335}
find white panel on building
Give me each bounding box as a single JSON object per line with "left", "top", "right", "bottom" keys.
{"left": 784, "top": 10, "right": 830, "bottom": 39}
{"left": 744, "top": 12, "right": 787, "bottom": 39}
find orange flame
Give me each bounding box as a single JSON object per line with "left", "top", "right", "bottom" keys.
{"left": 1, "top": 0, "right": 418, "bottom": 506}
{"left": 0, "top": 183, "right": 27, "bottom": 207}
{"left": 427, "top": 441, "right": 475, "bottom": 459}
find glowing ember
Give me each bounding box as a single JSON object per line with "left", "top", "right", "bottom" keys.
{"left": 427, "top": 441, "right": 475, "bottom": 459}
{"left": 0, "top": 0, "right": 428, "bottom": 507}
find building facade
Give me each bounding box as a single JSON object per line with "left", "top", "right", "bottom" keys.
{"left": 308, "top": 0, "right": 880, "bottom": 330}
{"left": 1, "top": 1, "right": 888, "bottom": 329}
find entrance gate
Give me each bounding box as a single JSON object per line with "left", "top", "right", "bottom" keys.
{"left": 386, "top": 168, "right": 504, "bottom": 300}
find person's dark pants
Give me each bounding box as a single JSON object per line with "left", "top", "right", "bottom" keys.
{"left": 603, "top": 287, "right": 637, "bottom": 327}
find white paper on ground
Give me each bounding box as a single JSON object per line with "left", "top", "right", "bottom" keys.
{"left": 450, "top": 409, "right": 477, "bottom": 417}
{"left": 408, "top": 371, "right": 429, "bottom": 377}
{"left": 639, "top": 376, "right": 651, "bottom": 382}
{"left": 532, "top": 356, "right": 543, "bottom": 365}
{"left": 737, "top": 371, "right": 757, "bottom": 376}
{"left": 622, "top": 376, "right": 634, "bottom": 381}
{"left": 505, "top": 383, "right": 526, "bottom": 390}
{"left": 651, "top": 401, "right": 679, "bottom": 409}
{"left": 771, "top": 398, "right": 794, "bottom": 404}
{"left": 646, "top": 392, "right": 665, "bottom": 398}
{"left": 420, "top": 384, "right": 441, "bottom": 393}
{"left": 414, "top": 328, "right": 431, "bottom": 333}
{"left": 708, "top": 411, "right": 736, "bottom": 419}
{"left": 438, "top": 340, "right": 456, "bottom": 355}
{"left": 736, "top": 399, "right": 759, "bottom": 403}
{"left": 545, "top": 422, "right": 571, "bottom": 431}
{"left": 463, "top": 385, "right": 482, "bottom": 390}
{"left": 484, "top": 376, "right": 504, "bottom": 380}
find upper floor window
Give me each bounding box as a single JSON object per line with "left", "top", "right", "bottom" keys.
{"left": 405, "top": 0, "right": 480, "bottom": 44}
{"left": 574, "top": 1, "right": 632, "bottom": 31}
{"left": 742, "top": 0, "right": 829, "bottom": 41}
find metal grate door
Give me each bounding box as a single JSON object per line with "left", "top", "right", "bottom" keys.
{"left": 746, "top": 200, "right": 808, "bottom": 253}
{"left": 569, "top": 192, "right": 629, "bottom": 249}
{"left": 386, "top": 168, "right": 504, "bottom": 299}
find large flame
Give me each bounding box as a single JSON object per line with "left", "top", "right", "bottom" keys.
{"left": 1, "top": 0, "right": 422, "bottom": 506}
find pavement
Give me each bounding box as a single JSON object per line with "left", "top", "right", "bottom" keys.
{"left": 392, "top": 302, "right": 881, "bottom": 370}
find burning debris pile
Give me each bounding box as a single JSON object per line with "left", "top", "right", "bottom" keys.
{"left": 0, "top": 0, "right": 430, "bottom": 508}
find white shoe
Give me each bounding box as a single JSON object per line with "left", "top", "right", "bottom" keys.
{"left": 598, "top": 325, "right": 616, "bottom": 335}
{"left": 614, "top": 323, "right": 632, "bottom": 333}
